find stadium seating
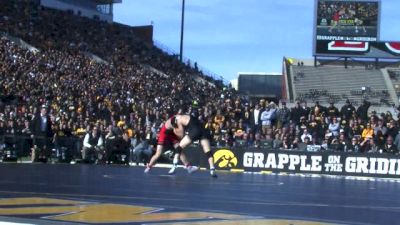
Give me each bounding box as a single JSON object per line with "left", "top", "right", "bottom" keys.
{"left": 291, "top": 65, "right": 394, "bottom": 106}
{"left": 388, "top": 69, "right": 400, "bottom": 97}
{"left": 0, "top": 0, "right": 232, "bottom": 162}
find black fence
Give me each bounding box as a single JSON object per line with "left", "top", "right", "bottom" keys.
{"left": 0, "top": 134, "right": 83, "bottom": 162}
{"left": 0, "top": 134, "right": 166, "bottom": 164}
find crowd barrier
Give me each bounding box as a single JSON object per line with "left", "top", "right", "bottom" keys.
{"left": 2, "top": 134, "right": 400, "bottom": 179}
{"left": 186, "top": 146, "right": 400, "bottom": 179}
{"left": 0, "top": 134, "right": 82, "bottom": 161}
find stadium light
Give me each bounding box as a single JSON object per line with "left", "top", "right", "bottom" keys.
{"left": 179, "top": 0, "right": 185, "bottom": 62}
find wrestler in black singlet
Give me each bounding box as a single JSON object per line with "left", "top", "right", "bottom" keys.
{"left": 184, "top": 116, "right": 211, "bottom": 141}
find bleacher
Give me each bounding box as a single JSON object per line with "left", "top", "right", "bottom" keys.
{"left": 388, "top": 68, "right": 400, "bottom": 97}
{"left": 0, "top": 0, "right": 231, "bottom": 163}
{"left": 291, "top": 65, "right": 394, "bottom": 106}
{"left": 0, "top": 0, "right": 223, "bottom": 88}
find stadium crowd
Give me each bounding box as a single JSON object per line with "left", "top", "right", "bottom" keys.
{"left": 0, "top": 32, "right": 225, "bottom": 163}
{"left": 0, "top": 0, "right": 399, "bottom": 165}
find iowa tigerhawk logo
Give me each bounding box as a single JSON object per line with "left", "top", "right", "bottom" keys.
{"left": 214, "top": 149, "right": 238, "bottom": 168}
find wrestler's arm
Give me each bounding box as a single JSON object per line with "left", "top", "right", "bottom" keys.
{"left": 164, "top": 118, "right": 173, "bottom": 129}
{"left": 173, "top": 123, "right": 185, "bottom": 139}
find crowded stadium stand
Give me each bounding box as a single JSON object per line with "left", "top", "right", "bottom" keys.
{"left": 0, "top": 0, "right": 229, "bottom": 163}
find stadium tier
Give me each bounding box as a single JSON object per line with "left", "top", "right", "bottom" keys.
{"left": 286, "top": 60, "right": 397, "bottom": 107}
{"left": 388, "top": 69, "right": 400, "bottom": 97}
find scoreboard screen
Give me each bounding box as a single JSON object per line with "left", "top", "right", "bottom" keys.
{"left": 315, "top": 0, "right": 380, "bottom": 42}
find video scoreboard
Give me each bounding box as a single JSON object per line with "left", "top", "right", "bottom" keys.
{"left": 315, "top": 0, "right": 380, "bottom": 42}
{"left": 312, "top": 0, "right": 400, "bottom": 58}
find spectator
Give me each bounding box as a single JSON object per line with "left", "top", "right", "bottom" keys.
{"left": 301, "top": 101, "right": 311, "bottom": 121}
{"left": 31, "top": 105, "right": 53, "bottom": 162}
{"left": 328, "top": 117, "right": 340, "bottom": 137}
{"left": 347, "top": 137, "right": 361, "bottom": 153}
{"left": 374, "top": 119, "right": 387, "bottom": 137}
{"left": 291, "top": 136, "right": 300, "bottom": 150}
{"left": 339, "top": 133, "right": 349, "bottom": 152}
{"left": 20, "top": 119, "right": 33, "bottom": 157}
{"left": 243, "top": 132, "right": 254, "bottom": 147}
{"left": 233, "top": 121, "right": 246, "bottom": 140}
{"left": 360, "top": 137, "right": 377, "bottom": 153}
{"left": 213, "top": 109, "right": 225, "bottom": 128}
{"left": 250, "top": 103, "right": 262, "bottom": 135}
{"left": 329, "top": 137, "right": 343, "bottom": 152}
{"left": 104, "top": 125, "right": 118, "bottom": 163}
{"left": 375, "top": 130, "right": 386, "bottom": 148}
{"left": 361, "top": 122, "right": 374, "bottom": 140}
{"left": 349, "top": 119, "right": 362, "bottom": 139}
{"left": 297, "top": 116, "right": 309, "bottom": 135}
{"left": 132, "top": 132, "right": 155, "bottom": 165}
{"left": 321, "top": 135, "right": 330, "bottom": 151}
{"left": 356, "top": 100, "right": 371, "bottom": 123}
{"left": 260, "top": 133, "right": 273, "bottom": 149}
{"left": 242, "top": 104, "right": 252, "bottom": 132}
{"left": 300, "top": 128, "right": 312, "bottom": 143}
{"left": 268, "top": 101, "right": 278, "bottom": 128}
{"left": 340, "top": 99, "right": 355, "bottom": 121}
{"left": 279, "top": 136, "right": 292, "bottom": 150}
{"left": 394, "top": 129, "right": 400, "bottom": 152}
{"left": 260, "top": 108, "right": 270, "bottom": 135}
{"left": 115, "top": 131, "right": 132, "bottom": 165}
{"left": 233, "top": 99, "right": 243, "bottom": 121}
{"left": 310, "top": 101, "right": 325, "bottom": 120}
{"left": 82, "top": 125, "right": 104, "bottom": 163}
{"left": 273, "top": 133, "right": 282, "bottom": 149}
{"left": 326, "top": 101, "right": 339, "bottom": 120}
{"left": 308, "top": 115, "right": 324, "bottom": 140}
{"left": 383, "top": 135, "right": 398, "bottom": 154}
{"left": 291, "top": 101, "right": 303, "bottom": 125}
{"left": 277, "top": 101, "right": 290, "bottom": 129}
{"left": 298, "top": 136, "right": 311, "bottom": 151}
{"left": 53, "top": 121, "right": 74, "bottom": 162}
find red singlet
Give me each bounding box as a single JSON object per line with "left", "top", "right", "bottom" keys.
{"left": 157, "top": 124, "right": 179, "bottom": 146}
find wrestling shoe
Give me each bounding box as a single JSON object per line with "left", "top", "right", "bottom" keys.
{"left": 144, "top": 166, "right": 151, "bottom": 173}
{"left": 210, "top": 168, "right": 217, "bottom": 178}
{"left": 168, "top": 165, "right": 177, "bottom": 174}
{"left": 186, "top": 165, "right": 199, "bottom": 174}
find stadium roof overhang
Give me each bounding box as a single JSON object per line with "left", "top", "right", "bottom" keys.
{"left": 94, "top": 0, "right": 122, "bottom": 4}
